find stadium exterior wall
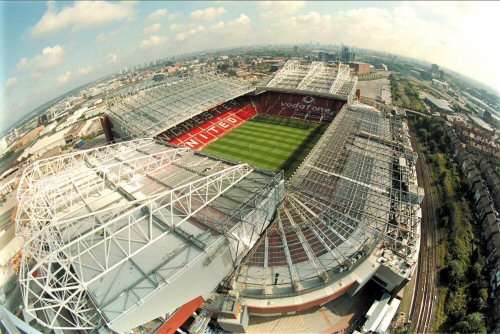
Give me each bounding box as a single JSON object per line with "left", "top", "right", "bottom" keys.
{"left": 240, "top": 252, "right": 382, "bottom": 316}
{"left": 248, "top": 282, "right": 355, "bottom": 315}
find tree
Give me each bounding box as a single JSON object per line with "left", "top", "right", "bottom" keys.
{"left": 470, "top": 261, "right": 483, "bottom": 281}
{"left": 446, "top": 290, "right": 467, "bottom": 320}
{"left": 470, "top": 288, "right": 488, "bottom": 313}
{"left": 452, "top": 313, "right": 487, "bottom": 334}
{"left": 446, "top": 260, "right": 465, "bottom": 286}
{"left": 417, "top": 128, "right": 428, "bottom": 142}
{"left": 217, "top": 63, "right": 229, "bottom": 72}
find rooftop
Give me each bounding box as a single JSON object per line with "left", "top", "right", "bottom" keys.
{"left": 16, "top": 138, "right": 282, "bottom": 331}
{"left": 424, "top": 94, "right": 453, "bottom": 112}
{"left": 263, "top": 60, "right": 358, "bottom": 101}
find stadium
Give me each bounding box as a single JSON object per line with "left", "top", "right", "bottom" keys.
{"left": 16, "top": 60, "right": 422, "bottom": 332}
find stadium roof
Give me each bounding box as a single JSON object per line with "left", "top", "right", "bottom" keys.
{"left": 106, "top": 73, "right": 254, "bottom": 139}
{"left": 263, "top": 60, "right": 358, "bottom": 100}
{"left": 16, "top": 139, "right": 283, "bottom": 332}
{"left": 107, "top": 61, "right": 358, "bottom": 141}
{"left": 236, "top": 103, "right": 421, "bottom": 299}
{"left": 16, "top": 61, "right": 422, "bottom": 331}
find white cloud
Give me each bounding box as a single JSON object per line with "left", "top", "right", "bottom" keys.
{"left": 259, "top": 1, "right": 305, "bottom": 18}
{"left": 5, "top": 77, "right": 17, "bottom": 90}
{"left": 210, "top": 21, "right": 225, "bottom": 30}
{"left": 229, "top": 14, "right": 250, "bottom": 26}
{"left": 175, "top": 25, "right": 205, "bottom": 41}
{"left": 32, "top": 1, "right": 135, "bottom": 36}
{"left": 17, "top": 58, "right": 29, "bottom": 69}
{"left": 78, "top": 66, "right": 93, "bottom": 75}
{"left": 17, "top": 45, "right": 65, "bottom": 71}
{"left": 191, "top": 7, "right": 226, "bottom": 21}
{"left": 148, "top": 8, "right": 168, "bottom": 20}
{"left": 144, "top": 23, "right": 161, "bottom": 34}
{"left": 96, "top": 29, "right": 120, "bottom": 43}
{"left": 141, "top": 35, "right": 167, "bottom": 49}
{"left": 169, "top": 23, "right": 181, "bottom": 31}
{"left": 209, "top": 14, "right": 251, "bottom": 31}
{"left": 170, "top": 13, "right": 252, "bottom": 54}
{"left": 57, "top": 71, "right": 72, "bottom": 85}
{"left": 251, "top": 3, "right": 500, "bottom": 91}
{"left": 31, "top": 72, "right": 43, "bottom": 80}
{"left": 106, "top": 53, "right": 118, "bottom": 64}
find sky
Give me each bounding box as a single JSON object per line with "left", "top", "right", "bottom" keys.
{"left": 1, "top": 1, "right": 500, "bottom": 132}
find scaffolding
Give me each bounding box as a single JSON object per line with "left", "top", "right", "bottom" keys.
{"left": 16, "top": 140, "right": 283, "bottom": 331}
{"left": 236, "top": 102, "right": 421, "bottom": 298}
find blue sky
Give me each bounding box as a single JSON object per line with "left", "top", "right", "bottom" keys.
{"left": 1, "top": 1, "right": 500, "bottom": 132}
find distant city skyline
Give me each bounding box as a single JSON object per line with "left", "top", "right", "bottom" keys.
{"left": 1, "top": 1, "right": 500, "bottom": 132}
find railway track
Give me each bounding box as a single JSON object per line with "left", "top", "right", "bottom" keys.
{"left": 409, "top": 130, "right": 439, "bottom": 333}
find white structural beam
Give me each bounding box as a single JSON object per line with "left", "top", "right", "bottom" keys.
{"left": 17, "top": 139, "right": 156, "bottom": 200}
{"left": 297, "top": 61, "right": 324, "bottom": 90}
{"left": 266, "top": 60, "right": 301, "bottom": 88}
{"left": 18, "top": 143, "right": 254, "bottom": 331}
{"left": 16, "top": 146, "right": 190, "bottom": 236}
{"left": 307, "top": 165, "right": 389, "bottom": 195}
{"left": 329, "top": 63, "right": 351, "bottom": 95}
{"left": 276, "top": 215, "right": 301, "bottom": 289}
{"left": 282, "top": 205, "right": 326, "bottom": 279}
{"left": 286, "top": 193, "right": 347, "bottom": 264}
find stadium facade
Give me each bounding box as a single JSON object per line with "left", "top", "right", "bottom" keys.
{"left": 16, "top": 60, "right": 422, "bottom": 332}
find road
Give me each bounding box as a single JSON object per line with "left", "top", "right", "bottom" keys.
{"left": 409, "top": 129, "right": 439, "bottom": 333}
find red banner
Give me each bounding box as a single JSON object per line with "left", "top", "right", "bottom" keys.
{"left": 170, "top": 105, "right": 256, "bottom": 150}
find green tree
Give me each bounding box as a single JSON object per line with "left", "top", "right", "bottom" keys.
{"left": 446, "top": 260, "right": 466, "bottom": 286}
{"left": 451, "top": 313, "right": 487, "bottom": 334}
{"left": 446, "top": 290, "right": 467, "bottom": 320}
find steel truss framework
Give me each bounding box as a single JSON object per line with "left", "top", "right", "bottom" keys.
{"left": 265, "top": 60, "right": 357, "bottom": 101}
{"left": 16, "top": 139, "right": 281, "bottom": 331}
{"left": 236, "top": 102, "right": 421, "bottom": 297}
{"left": 106, "top": 72, "right": 253, "bottom": 139}
{"left": 16, "top": 61, "right": 419, "bottom": 329}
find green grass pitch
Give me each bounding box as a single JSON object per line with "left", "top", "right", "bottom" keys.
{"left": 202, "top": 115, "right": 326, "bottom": 177}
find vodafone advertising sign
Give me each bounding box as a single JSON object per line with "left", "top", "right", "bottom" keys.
{"left": 279, "top": 96, "right": 333, "bottom": 114}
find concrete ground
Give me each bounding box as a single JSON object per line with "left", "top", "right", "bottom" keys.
{"left": 247, "top": 282, "right": 382, "bottom": 334}
{"left": 398, "top": 265, "right": 417, "bottom": 325}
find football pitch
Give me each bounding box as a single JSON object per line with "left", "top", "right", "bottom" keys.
{"left": 202, "top": 115, "right": 326, "bottom": 176}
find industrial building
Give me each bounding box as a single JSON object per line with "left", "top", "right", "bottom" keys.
{"left": 15, "top": 61, "right": 421, "bottom": 333}
{"left": 349, "top": 62, "right": 372, "bottom": 75}
{"left": 423, "top": 94, "right": 454, "bottom": 113}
